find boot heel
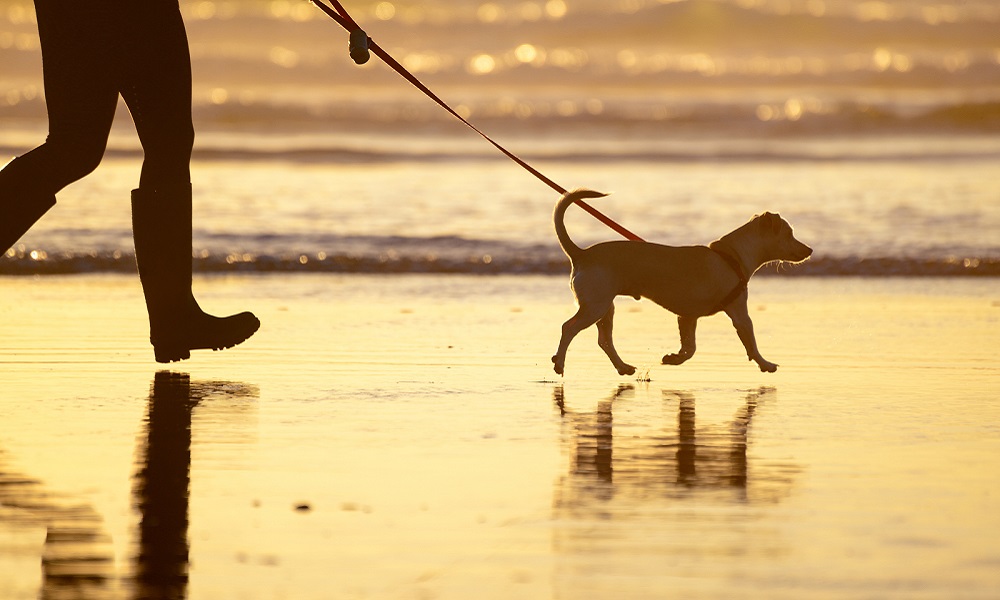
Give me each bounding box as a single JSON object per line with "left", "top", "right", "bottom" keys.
{"left": 153, "top": 344, "right": 191, "bottom": 364}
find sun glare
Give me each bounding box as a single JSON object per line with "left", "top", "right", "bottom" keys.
{"left": 374, "top": 1, "right": 396, "bottom": 21}
{"left": 468, "top": 53, "right": 497, "bottom": 75}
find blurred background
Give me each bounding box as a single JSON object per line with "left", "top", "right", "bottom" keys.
{"left": 5, "top": 0, "right": 1000, "bottom": 149}
{"left": 1, "top": 0, "right": 998, "bottom": 274}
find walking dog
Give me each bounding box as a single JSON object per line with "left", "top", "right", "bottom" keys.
{"left": 551, "top": 189, "right": 812, "bottom": 376}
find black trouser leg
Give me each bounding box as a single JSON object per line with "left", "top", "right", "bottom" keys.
{"left": 1, "top": 0, "right": 119, "bottom": 252}
{"left": 0, "top": 164, "right": 55, "bottom": 252}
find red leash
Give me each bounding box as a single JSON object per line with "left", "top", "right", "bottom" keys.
{"left": 307, "top": 0, "right": 644, "bottom": 243}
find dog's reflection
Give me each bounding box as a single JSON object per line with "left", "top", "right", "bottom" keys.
{"left": 554, "top": 385, "right": 796, "bottom": 511}
{"left": 131, "top": 371, "right": 257, "bottom": 600}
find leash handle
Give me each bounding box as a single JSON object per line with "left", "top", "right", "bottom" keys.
{"left": 308, "top": 0, "right": 644, "bottom": 243}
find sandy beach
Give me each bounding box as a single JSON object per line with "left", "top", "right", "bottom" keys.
{"left": 3, "top": 0, "right": 999, "bottom": 595}
{"left": 0, "top": 273, "right": 997, "bottom": 599}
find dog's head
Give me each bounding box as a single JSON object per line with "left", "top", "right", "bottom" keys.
{"left": 754, "top": 212, "right": 813, "bottom": 264}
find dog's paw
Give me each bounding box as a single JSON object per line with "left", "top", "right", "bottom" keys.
{"left": 757, "top": 360, "right": 778, "bottom": 373}
{"left": 551, "top": 355, "right": 564, "bottom": 376}
{"left": 661, "top": 353, "right": 686, "bottom": 365}
{"left": 617, "top": 364, "right": 636, "bottom": 376}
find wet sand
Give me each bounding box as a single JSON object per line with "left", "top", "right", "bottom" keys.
{"left": 1, "top": 274, "right": 998, "bottom": 599}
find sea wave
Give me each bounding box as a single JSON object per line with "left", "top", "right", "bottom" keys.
{"left": 2, "top": 248, "right": 996, "bottom": 277}
{"left": 5, "top": 107, "right": 1000, "bottom": 165}
{"left": 9, "top": 95, "right": 1000, "bottom": 138}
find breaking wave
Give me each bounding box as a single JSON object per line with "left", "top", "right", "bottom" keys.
{"left": 3, "top": 247, "right": 996, "bottom": 277}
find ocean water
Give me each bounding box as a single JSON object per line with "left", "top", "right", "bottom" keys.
{"left": 1, "top": 0, "right": 998, "bottom": 275}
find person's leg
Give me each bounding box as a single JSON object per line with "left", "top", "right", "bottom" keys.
{"left": 130, "top": 184, "right": 259, "bottom": 363}
{"left": 118, "top": 0, "right": 193, "bottom": 190}
{"left": 0, "top": 0, "right": 119, "bottom": 252}
{"left": 122, "top": 0, "right": 258, "bottom": 363}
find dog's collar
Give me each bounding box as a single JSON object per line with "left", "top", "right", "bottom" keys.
{"left": 711, "top": 246, "right": 749, "bottom": 313}
{"left": 712, "top": 246, "right": 748, "bottom": 284}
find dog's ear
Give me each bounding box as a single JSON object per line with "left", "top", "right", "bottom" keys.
{"left": 759, "top": 212, "right": 782, "bottom": 234}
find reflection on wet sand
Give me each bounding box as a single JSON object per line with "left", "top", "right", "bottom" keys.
{"left": 131, "top": 371, "right": 257, "bottom": 600}
{"left": 554, "top": 385, "right": 798, "bottom": 510}
{"left": 552, "top": 386, "right": 802, "bottom": 596}
{"left": 0, "top": 455, "right": 115, "bottom": 599}
{"left": 132, "top": 371, "right": 196, "bottom": 600}
{"left": 0, "top": 371, "right": 256, "bottom": 600}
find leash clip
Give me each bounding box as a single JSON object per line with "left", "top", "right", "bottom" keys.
{"left": 349, "top": 28, "right": 370, "bottom": 64}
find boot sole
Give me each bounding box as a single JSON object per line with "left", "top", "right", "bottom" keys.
{"left": 154, "top": 339, "right": 251, "bottom": 363}
{"left": 152, "top": 324, "right": 260, "bottom": 363}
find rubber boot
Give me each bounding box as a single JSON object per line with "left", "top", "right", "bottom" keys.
{"left": 131, "top": 185, "right": 259, "bottom": 363}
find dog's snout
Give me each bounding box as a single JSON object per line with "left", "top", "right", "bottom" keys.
{"left": 795, "top": 242, "right": 813, "bottom": 262}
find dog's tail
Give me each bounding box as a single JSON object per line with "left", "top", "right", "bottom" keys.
{"left": 553, "top": 188, "right": 609, "bottom": 262}
{"left": 552, "top": 188, "right": 607, "bottom": 262}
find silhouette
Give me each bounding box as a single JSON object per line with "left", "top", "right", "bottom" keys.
{"left": 553, "top": 385, "right": 798, "bottom": 510}
{"left": 550, "top": 189, "right": 812, "bottom": 377}
{"left": 131, "top": 371, "right": 258, "bottom": 600}
{"left": 0, "top": 454, "right": 115, "bottom": 599}
{"left": 551, "top": 386, "right": 802, "bottom": 600}
{"left": 0, "top": 0, "right": 258, "bottom": 363}
{"left": 132, "top": 372, "right": 196, "bottom": 600}
{"left": 0, "top": 372, "right": 256, "bottom": 599}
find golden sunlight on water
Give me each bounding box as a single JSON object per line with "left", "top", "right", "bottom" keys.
{"left": 166, "top": 0, "right": 1000, "bottom": 25}
{"left": 1, "top": 1, "right": 999, "bottom": 596}
{"left": 3, "top": 0, "right": 998, "bottom": 140}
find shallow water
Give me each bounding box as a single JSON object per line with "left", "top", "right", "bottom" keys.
{"left": 4, "top": 152, "right": 999, "bottom": 276}
{"left": 1, "top": 274, "right": 998, "bottom": 598}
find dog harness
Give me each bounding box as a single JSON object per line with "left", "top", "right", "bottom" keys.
{"left": 711, "top": 247, "right": 749, "bottom": 314}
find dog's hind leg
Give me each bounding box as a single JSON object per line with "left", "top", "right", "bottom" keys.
{"left": 552, "top": 298, "right": 614, "bottom": 375}
{"left": 596, "top": 304, "right": 636, "bottom": 376}
{"left": 662, "top": 316, "right": 697, "bottom": 365}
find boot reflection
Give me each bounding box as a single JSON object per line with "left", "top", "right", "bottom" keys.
{"left": 131, "top": 371, "right": 257, "bottom": 600}
{"left": 132, "top": 371, "right": 195, "bottom": 599}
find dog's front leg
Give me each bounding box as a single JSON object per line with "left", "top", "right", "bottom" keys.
{"left": 596, "top": 305, "right": 636, "bottom": 376}
{"left": 662, "top": 316, "right": 697, "bottom": 365}
{"left": 725, "top": 301, "right": 778, "bottom": 373}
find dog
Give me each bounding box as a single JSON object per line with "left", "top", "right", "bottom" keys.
{"left": 551, "top": 188, "right": 812, "bottom": 376}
